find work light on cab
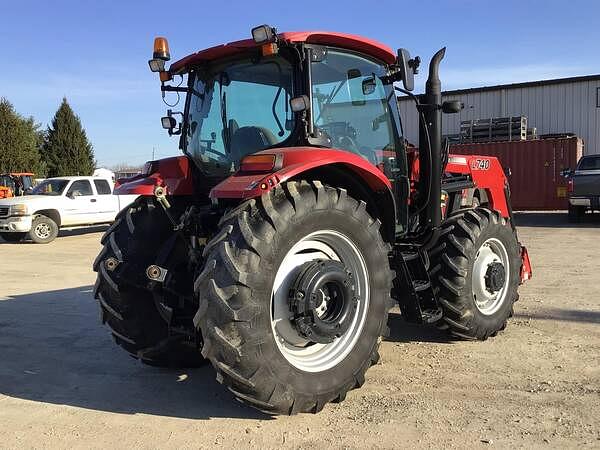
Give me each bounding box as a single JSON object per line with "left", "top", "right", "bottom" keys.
{"left": 251, "top": 25, "right": 276, "bottom": 44}
{"left": 251, "top": 24, "right": 279, "bottom": 56}
{"left": 161, "top": 116, "right": 176, "bottom": 130}
{"left": 290, "top": 95, "right": 310, "bottom": 112}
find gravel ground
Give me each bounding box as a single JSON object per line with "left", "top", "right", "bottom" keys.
{"left": 0, "top": 213, "right": 598, "bottom": 449}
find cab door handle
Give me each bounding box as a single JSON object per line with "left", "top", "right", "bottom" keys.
{"left": 90, "top": 199, "right": 97, "bottom": 202}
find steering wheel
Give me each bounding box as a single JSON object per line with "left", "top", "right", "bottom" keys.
{"left": 357, "top": 146, "right": 378, "bottom": 165}
{"left": 198, "top": 138, "right": 227, "bottom": 159}
{"left": 336, "top": 135, "right": 359, "bottom": 153}
{"left": 320, "top": 122, "right": 360, "bottom": 152}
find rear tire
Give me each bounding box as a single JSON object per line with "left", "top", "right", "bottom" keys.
{"left": 0, "top": 232, "right": 26, "bottom": 242}
{"left": 194, "top": 181, "right": 393, "bottom": 414}
{"left": 429, "top": 208, "right": 520, "bottom": 340}
{"left": 93, "top": 197, "right": 205, "bottom": 368}
{"left": 29, "top": 215, "right": 58, "bottom": 243}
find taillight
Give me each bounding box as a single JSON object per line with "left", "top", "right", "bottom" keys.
{"left": 567, "top": 178, "right": 574, "bottom": 193}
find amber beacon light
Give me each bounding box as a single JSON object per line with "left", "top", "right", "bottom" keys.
{"left": 148, "top": 37, "right": 171, "bottom": 73}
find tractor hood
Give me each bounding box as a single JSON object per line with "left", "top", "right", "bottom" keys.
{"left": 0, "top": 195, "right": 57, "bottom": 207}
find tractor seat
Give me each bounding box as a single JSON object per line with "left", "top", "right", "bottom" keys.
{"left": 230, "top": 126, "right": 278, "bottom": 160}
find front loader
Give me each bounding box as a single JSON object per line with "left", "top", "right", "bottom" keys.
{"left": 93, "top": 26, "right": 532, "bottom": 414}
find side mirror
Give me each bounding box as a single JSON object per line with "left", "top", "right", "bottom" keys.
{"left": 397, "top": 48, "right": 418, "bottom": 92}
{"left": 362, "top": 76, "right": 377, "bottom": 95}
{"left": 442, "top": 100, "right": 464, "bottom": 114}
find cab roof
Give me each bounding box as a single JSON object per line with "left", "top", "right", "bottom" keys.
{"left": 169, "top": 31, "right": 396, "bottom": 73}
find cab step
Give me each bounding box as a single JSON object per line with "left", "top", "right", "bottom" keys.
{"left": 393, "top": 247, "right": 441, "bottom": 324}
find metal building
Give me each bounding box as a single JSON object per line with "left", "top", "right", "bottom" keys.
{"left": 398, "top": 74, "right": 600, "bottom": 155}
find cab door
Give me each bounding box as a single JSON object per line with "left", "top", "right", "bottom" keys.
{"left": 62, "top": 179, "right": 99, "bottom": 225}
{"left": 93, "top": 179, "right": 119, "bottom": 222}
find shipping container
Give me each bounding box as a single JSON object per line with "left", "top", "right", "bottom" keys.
{"left": 450, "top": 137, "right": 584, "bottom": 210}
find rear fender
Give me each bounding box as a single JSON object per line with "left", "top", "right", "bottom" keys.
{"left": 114, "top": 156, "right": 194, "bottom": 196}
{"left": 210, "top": 147, "right": 392, "bottom": 198}
{"left": 210, "top": 147, "right": 396, "bottom": 241}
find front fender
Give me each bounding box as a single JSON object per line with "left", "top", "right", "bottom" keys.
{"left": 210, "top": 147, "right": 393, "bottom": 199}
{"left": 114, "top": 156, "right": 194, "bottom": 196}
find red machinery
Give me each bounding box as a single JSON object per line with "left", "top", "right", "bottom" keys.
{"left": 0, "top": 172, "right": 34, "bottom": 198}
{"left": 94, "top": 26, "right": 531, "bottom": 415}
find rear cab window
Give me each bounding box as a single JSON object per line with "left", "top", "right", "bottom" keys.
{"left": 93, "top": 179, "right": 112, "bottom": 195}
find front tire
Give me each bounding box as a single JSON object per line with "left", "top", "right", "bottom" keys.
{"left": 195, "top": 181, "right": 393, "bottom": 414}
{"left": 0, "top": 232, "right": 26, "bottom": 242}
{"left": 29, "top": 215, "right": 58, "bottom": 243}
{"left": 93, "top": 197, "right": 205, "bottom": 367}
{"left": 430, "top": 208, "right": 520, "bottom": 340}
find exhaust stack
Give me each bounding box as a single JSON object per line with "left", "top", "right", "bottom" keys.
{"left": 418, "top": 47, "right": 446, "bottom": 230}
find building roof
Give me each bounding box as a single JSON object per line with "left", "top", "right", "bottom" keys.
{"left": 398, "top": 74, "right": 600, "bottom": 100}
{"left": 170, "top": 31, "right": 396, "bottom": 72}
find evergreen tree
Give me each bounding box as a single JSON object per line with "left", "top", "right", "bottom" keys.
{"left": 43, "top": 98, "right": 95, "bottom": 177}
{"left": 0, "top": 98, "right": 45, "bottom": 175}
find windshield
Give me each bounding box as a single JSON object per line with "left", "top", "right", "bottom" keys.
{"left": 185, "top": 56, "right": 295, "bottom": 177}
{"left": 311, "top": 49, "right": 401, "bottom": 166}
{"left": 32, "top": 179, "right": 69, "bottom": 196}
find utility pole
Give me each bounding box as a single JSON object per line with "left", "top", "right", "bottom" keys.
{"left": 152, "top": 147, "right": 155, "bottom": 160}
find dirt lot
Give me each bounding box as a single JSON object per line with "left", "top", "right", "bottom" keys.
{"left": 0, "top": 213, "right": 599, "bottom": 449}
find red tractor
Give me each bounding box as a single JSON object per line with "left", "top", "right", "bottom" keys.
{"left": 93, "top": 26, "right": 532, "bottom": 414}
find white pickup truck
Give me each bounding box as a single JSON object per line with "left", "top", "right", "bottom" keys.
{"left": 0, "top": 176, "right": 138, "bottom": 243}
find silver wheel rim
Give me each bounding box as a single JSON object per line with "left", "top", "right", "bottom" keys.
{"left": 270, "top": 230, "right": 369, "bottom": 372}
{"left": 35, "top": 222, "right": 51, "bottom": 239}
{"left": 472, "top": 238, "right": 510, "bottom": 315}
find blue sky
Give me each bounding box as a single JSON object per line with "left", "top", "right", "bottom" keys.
{"left": 2, "top": 0, "right": 599, "bottom": 167}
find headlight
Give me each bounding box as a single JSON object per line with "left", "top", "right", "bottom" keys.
{"left": 10, "top": 204, "right": 28, "bottom": 216}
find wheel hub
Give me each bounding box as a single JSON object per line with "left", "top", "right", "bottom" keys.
{"left": 35, "top": 223, "right": 50, "bottom": 239}
{"left": 472, "top": 238, "right": 510, "bottom": 315}
{"left": 484, "top": 262, "right": 506, "bottom": 293}
{"left": 288, "top": 260, "right": 358, "bottom": 344}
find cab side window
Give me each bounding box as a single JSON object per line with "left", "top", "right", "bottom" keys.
{"left": 94, "top": 179, "right": 112, "bottom": 195}
{"left": 67, "top": 180, "right": 93, "bottom": 196}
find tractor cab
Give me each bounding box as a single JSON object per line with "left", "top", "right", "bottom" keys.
{"left": 148, "top": 27, "right": 422, "bottom": 233}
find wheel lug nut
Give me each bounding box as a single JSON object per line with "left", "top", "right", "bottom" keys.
{"left": 146, "top": 265, "right": 162, "bottom": 280}
{"left": 105, "top": 257, "right": 119, "bottom": 271}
